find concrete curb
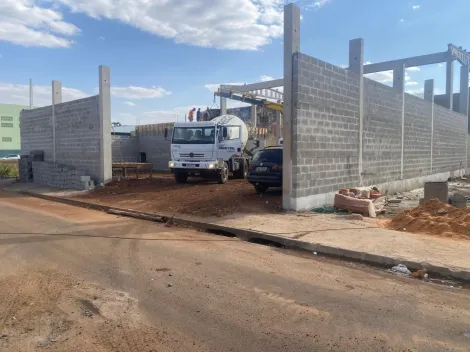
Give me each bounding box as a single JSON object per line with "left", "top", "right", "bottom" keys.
{"left": 8, "top": 189, "right": 470, "bottom": 282}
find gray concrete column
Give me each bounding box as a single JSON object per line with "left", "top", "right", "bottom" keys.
{"left": 29, "top": 79, "right": 33, "bottom": 110}
{"left": 52, "top": 81, "right": 62, "bottom": 104}
{"left": 393, "top": 63, "right": 405, "bottom": 93}
{"left": 51, "top": 80, "right": 62, "bottom": 162}
{"left": 251, "top": 105, "right": 257, "bottom": 127}
{"left": 282, "top": 3, "right": 300, "bottom": 210}
{"left": 394, "top": 63, "right": 405, "bottom": 179}
{"left": 99, "top": 65, "right": 112, "bottom": 185}
{"left": 275, "top": 110, "right": 282, "bottom": 141}
{"left": 424, "top": 79, "right": 435, "bottom": 103}
{"left": 446, "top": 59, "right": 454, "bottom": 110}
{"left": 220, "top": 97, "right": 227, "bottom": 115}
{"left": 460, "top": 65, "right": 469, "bottom": 118}
{"left": 424, "top": 79, "right": 435, "bottom": 173}
{"left": 348, "top": 38, "right": 364, "bottom": 186}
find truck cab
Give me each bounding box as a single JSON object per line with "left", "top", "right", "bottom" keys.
{"left": 168, "top": 115, "right": 249, "bottom": 184}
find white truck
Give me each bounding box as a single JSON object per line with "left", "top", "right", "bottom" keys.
{"left": 168, "top": 115, "right": 250, "bottom": 184}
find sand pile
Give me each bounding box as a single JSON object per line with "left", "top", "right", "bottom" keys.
{"left": 389, "top": 198, "right": 470, "bottom": 240}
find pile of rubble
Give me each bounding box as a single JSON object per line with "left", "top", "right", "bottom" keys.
{"left": 334, "top": 187, "right": 386, "bottom": 218}
{"left": 389, "top": 199, "right": 470, "bottom": 240}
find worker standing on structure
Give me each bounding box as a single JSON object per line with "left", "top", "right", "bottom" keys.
{"left": 197, "top": 108, "right": 202, "bottom": 121}
{"left": 188, "top": 108, "right": 196, "bottom": 122}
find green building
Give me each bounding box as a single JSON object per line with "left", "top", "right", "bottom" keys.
{"left": 0, "top": 104, "right": 27, "bottom": 157}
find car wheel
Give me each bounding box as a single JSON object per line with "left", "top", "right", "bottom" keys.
{"left": 174, "top": 172, "right": 188, "bottom": 184}
{"left": 218, "top": 162, "right": 229, "bottom": 184}
{"left": 254, "top": 183, "right": 269, "bottom": 194}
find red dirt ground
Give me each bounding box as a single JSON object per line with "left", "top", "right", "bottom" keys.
{"left": 74, "top": 174, "right": 283, "bottom": 217}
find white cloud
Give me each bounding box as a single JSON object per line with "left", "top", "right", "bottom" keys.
{"left": 139, "top": 101, "right": 253, "bottom": 125}
{"left": 260, "top": 75, "right": 275, "bottom": 82}
{"left": 52, "top": 0, "right": 329, "bottom": 51}
{"left": 412, "top": 5, "right": 421, "bottom": 10}
{"left": 1, "top": 1, "right": 333, "bottom": 51}
{"left": 116, "top": 113, "right": 137, "bottom": 125}
{"left": 407, "top": 87, "right": 444, "bottom": 96}
{"left": 0, "top": 82, "right": 89, "bottom": 106}
{"left": 306, "top": 0, "right": 332, "bottom": 10}
{"left": 406, "top": 81, "right": 419, "bottom": 86}
{"left": 365, "top": 71, "right": 394, "bottom": 84}
{"left": 139, "top": 106, "right": 207, "bottom": 125}
{"left": 123, "top": 101, "right": 136, "bottom": 107}
{"left": 111, "top": 86, "right": 171, "bottom": 100}
{"left": 0, "top": 0, "right": 80, "bottom": 48}
{"left": 365, "top": 65, "right": 419, "bottom": 85}
{"left": 204, "top": 82, "right": 244, "bottom": 93}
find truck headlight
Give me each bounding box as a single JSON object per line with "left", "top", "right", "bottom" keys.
{"left": 169, "top": 162, "right": 175, "bottom": 168}
{"left": 208, "top": 164, "right": 215, "bottom": 169}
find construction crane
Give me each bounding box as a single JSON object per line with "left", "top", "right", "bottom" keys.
{"left": 214, "top": 88, "right": 283, "bottom": 113}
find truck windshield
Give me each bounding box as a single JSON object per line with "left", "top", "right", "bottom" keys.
{"left": 172, "top": 127, "right": 216, "bottom": 144}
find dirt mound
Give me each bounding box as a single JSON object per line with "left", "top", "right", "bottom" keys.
{"left": 77, "top": 174, "right": 282, "bottom": 217}
{"left": 388, "top": 198, "right": 470, "bottom": 240}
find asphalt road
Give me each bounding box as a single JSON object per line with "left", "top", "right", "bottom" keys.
{"left": 1, "top": 191, "right": 470, "bottom": 352}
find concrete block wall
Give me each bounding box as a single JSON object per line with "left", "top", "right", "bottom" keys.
{"left": 467, "top": 134, "right": 470, "bottom": 173}
{"left": 20, "top": 105, "right": 54, "bottom": 159}
{"left": 290, "top": 51, "right": 468, "bottom": 209}
{"left": 363, "top": 79, "right": 402, "bottom": 184}
{"left": 20, "top": 94, "right": 112, "bottom": 186}
{"left": 291, "top": 53, "right": 360, "bottom": 203}
{"left": 403, "top": 93, "right": 432, "bottom": 178}
{"left": 20, "top": 66, "right": 111, "bottom": 188}
{"left": 53, "top": 96, "right": 102, "bottom": 182}
{"left": 432, "top": 105, "right": 467, "bottom": 174}
{"left": 32, "top": 161, "right": 94, "bottom": 190}
{"left": 112, "top": 135, "right": 139, "bottom": 162}
{"left": 138, "top": 126, "right": 173, "bottom": 170}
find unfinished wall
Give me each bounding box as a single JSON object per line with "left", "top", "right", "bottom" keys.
{"left": 363, "top": 79, "right": 402, "bottom": 184}
{"left": 137, "top": 124, "right": 173, "bottom": 170}
{"left": 32, "top": 161, "right": 94, "bottom": 190}
{"left": 289, "top": 51, "right": 468, "bottom": 209}
{"left": 54, "top": 96, "right": 102, "bottom": 181}
{"left": 21, "top": 96, "right": 106, "bottom": 183}
{"left": 291, "top": 53, "right": 360, "bottom": 204}
{"left": 403, "top": 94, "right": 433, "bottom": 178}
{"left": 112, "top": 135, "right": 139, "bottom": 162}
{"left": 20, "top": 105, "right": 54, "bottom": 158}
{"left": 432, "top": 105, "right": 467, "bottom": 174}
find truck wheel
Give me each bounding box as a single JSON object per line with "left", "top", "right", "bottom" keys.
{"left": 254, "top": 183, "right": 269, "bottom": 194}
{"left": 241, "top": 160, "right": 248, "bottom": 178}
{"left": 234, "top": 160, "right": 248, "bottom": 179}
{"left": 174, "top": 172, "right": 188, "bottom": 184}
{"left": 218, "top": 162, "right": 229, "bottom": 184}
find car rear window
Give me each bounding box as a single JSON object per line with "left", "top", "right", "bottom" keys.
{"left": 252, "top": 149, "right": 282, "bottom": 163}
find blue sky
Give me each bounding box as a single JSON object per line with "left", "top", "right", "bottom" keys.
{"left": 0, "top": 0, "right": 469, "bottom": 125}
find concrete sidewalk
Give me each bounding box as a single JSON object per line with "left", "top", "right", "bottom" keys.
{"left": 3, "top": 179, "right": 470, "bottom": 281}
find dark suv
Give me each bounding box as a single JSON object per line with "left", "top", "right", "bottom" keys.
{"left": 247, "top": 147, "right": 283, "bottom": 193}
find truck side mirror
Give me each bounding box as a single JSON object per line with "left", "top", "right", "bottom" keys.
{"left": 223, "top": 127, "right": 228, "bottom": 138}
